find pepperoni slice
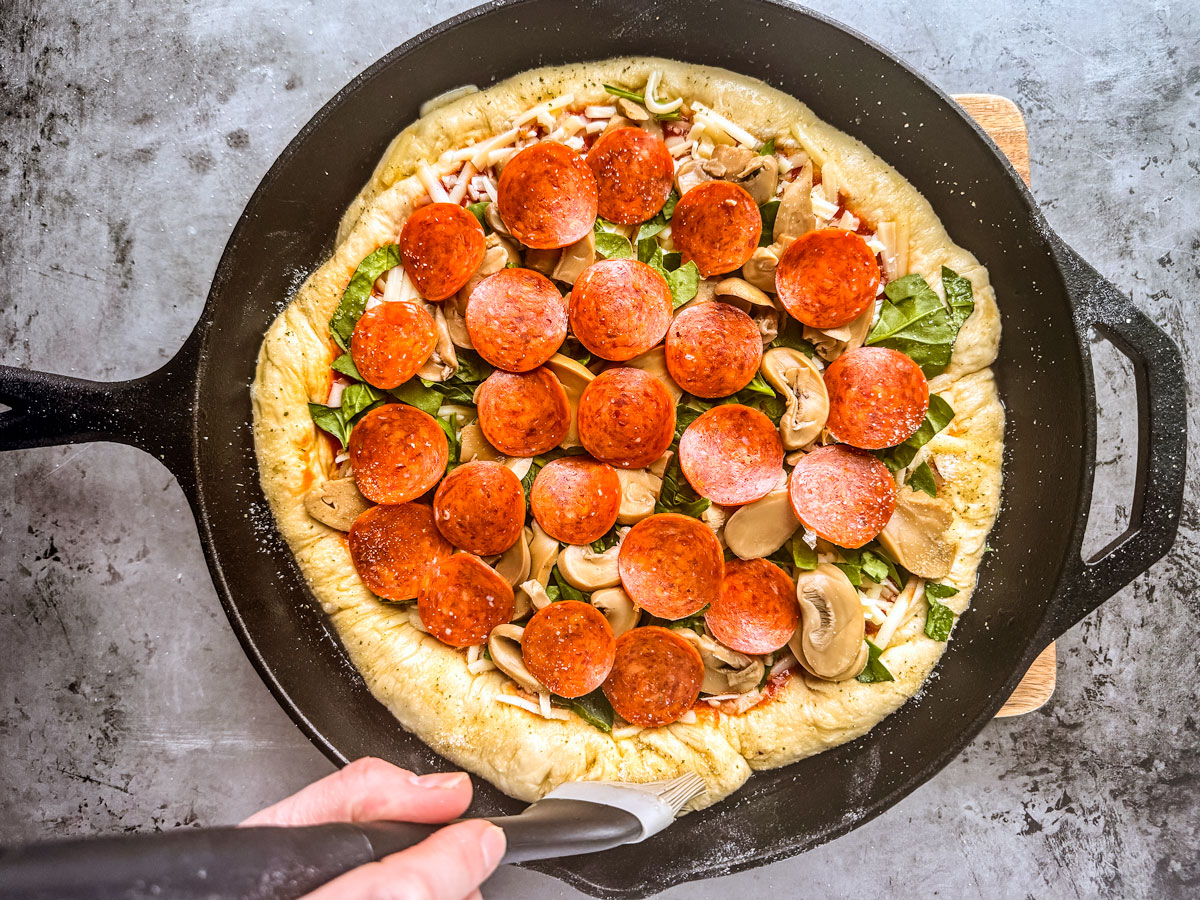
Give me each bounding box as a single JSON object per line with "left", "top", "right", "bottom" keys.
{"left": 577, "top": 368, "right": 675, "bottom": 469}
{"left": 665, "top": 302, "right": 763, "bottom": 398}
{"left": 706, "top": 558, "right": 799, "bottom": 655}
{"left": 618, "top": 513, "right": 724, "bottom": 619}
{"left": 569, "top": 259, "right": 673, "bottom": 362}
{"left": 670, "top": 181, "right": 762, "bottom": 277}
{"left": 775, "top": 229, "right": 881, "bottom": 328}
{"left": 466, "top": 268, "right": 568, "bottom": 372}
{"left": 823, "top": 347, "right": 930, "bottom": 450}
{"left": 398, "top": 202, "right": 487, "bottom": 301}
{"left": 432, "top": 461, "right": 526, "bottom": 556}
{"left": 521, "top": 600, "right": 616, "bottom": 698}
{"left": 586, "top": 127, "right": 674, "bottom": 224}
{"left": 677, "top": 405, "right": 783, "bottom": 505}
{"left": 350, "top": 301, "right": 437, "bottom": 389}
{"left": 417, "top": 554, "right": 516, "bottom": 648}
{"left": 348, "top": 404, "right": 449, "bottom": 504}
{"left": 348, "top": 503, "right": 452, "bottom": 602}
{"left": 476, "top": 367, "right": 571, "bottom": 457}
{"left": 602, "top": 626, "right": 704, "bottom": 727}
{"left": 788, "top": 444, "right": 897, "bottom": 549}
{"left": 529, "top": 456, "right": 621, "bottom": 545}
{"left": 497, "top": 141, "right": 598, "bottom": 250}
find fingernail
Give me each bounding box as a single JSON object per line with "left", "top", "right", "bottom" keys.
{"left": 411, "top": 771, "right": 469, "bottom": 789}
{"left": 480, "top": 822, "right": 506, "bottom": 869}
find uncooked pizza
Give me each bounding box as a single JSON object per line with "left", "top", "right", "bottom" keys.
{"left": 253, "top": 58, "right": 1003, "bottom": 809}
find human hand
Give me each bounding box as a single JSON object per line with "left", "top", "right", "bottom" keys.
{"left": 243, "top": 757, "right": 504, "bottom": 900}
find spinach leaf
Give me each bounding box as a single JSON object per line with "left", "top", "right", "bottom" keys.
{"left": 791, "top": 534, "right": 819, "bottom": 570}
{"left": 856, "top": 639, "right": 895, "bottom": 683}
{"left": 923, "top": 582, "right": 959, "bottom": 641}
{"left": 875, "top": 393, "right": 954, "bottom": 471}
{"left": 661, "top": 189, "right": 679, "bottom": 220}
{"left": 594, "top": 217, "right": 635, "bottom": 260}
{"left": 466, "top": 201, "right": 491, "bottom": 231}
{"left": 834, "top": 549, "right": 864, "bottom": 587}
{"left": 435, "top": 416, "right": 460, "bottom": 464}
{"left": 865, "top": 267, "right": 975, "bottom": 376}
{"left": 906, "top": 460, "right": 938, "bottom": 497}
{"left": 452, "top": 348, "right": 493, "bottom": 384}
{"left": 551, "top": 566, "right": 589, "bottom": 603}
{"left": 865, "top": 545, "right": 906, "bottom": 586}
{"left": 654, "top": 452, "right": 710, "bottom": 518}
{"left": 561, "top": 336, "right": 592, "bottom": 367}
{"left": 552, "top": 689, "right": 615, "bottom": 733}
{"left": 307, "top": 403, "right": 352, "bottom": 447}
{"left": 673, "top": 402, "right": 706, "bottom": 446}
{"left": 759, "top": 137, "right": 776, "bottom": 156}
{"left": 769, "top": 316, "right": 816, "bottom": 357}
{"left": 638, "top": 237, "right": 700, "bottom": 308}
{"left": 341, "top": 382, "right": 384, "bottom": 419}
{"left": 758, "top": 200, "right": 780, "bottom": 246}
{"left": 331, "top": 352, "right": 363, "bottom": 381}
{"left": 329, "top": 244, "right": 402, "bottom": 350}
{"left": 670, "top": 606, "right": 709, "bottom": 633}
{"left": 740, "top": 372, "right": 775, "bottom": 398}
{"left": 860, "top": 550, "right": 890, "bottom": 583}
{"left": 601, "top": 84, "right": 681, "bottom": 120}
{"left": 390, "top": 378, "right": 444, "bottom": 416}
{"left": 590, "top": 526, "right": 621, "bottom": 554}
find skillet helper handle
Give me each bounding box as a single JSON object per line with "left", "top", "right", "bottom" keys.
{"left": 0, "top": 801, "right": 643, "bottom": 899}
{"left": 1047, "top": 241, "right": 1187, "bottom": 638}
{"left": 0, "top": 331, "right": 202, "bottom": 493}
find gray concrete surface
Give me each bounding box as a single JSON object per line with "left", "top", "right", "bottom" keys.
{"left": 1, "top": 1, "right": 1197, "bottom": 897}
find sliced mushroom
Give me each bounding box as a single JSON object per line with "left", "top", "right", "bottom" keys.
{"left": 484, "top": 203, "right": 511, "bottom": 238}
{"left": 304, "top": 476, "right": 371, "bottom": 531}
{"left": 674, "top": 629, "right": 765, "bottom": 695}
{"left": 648, "top": 451, "right": 673, "bottom": 479}
{"left": 626, "top": 346, "right": 683, "bottom": 403}
{"left": 710, "top": 145, "right": 778, "bottom": 206}
{"left": 557, "top": 541, "right": 622, "bottom": 591}
{"left": 724, "top": 490, "right": 800, "bottom": 559}
{"left": 545, "top": 353, "right": 595, "bottom": 448}
{"left": 552, "top": 232, "right": 596, "bottom": 285}
{"left": 503, "top": 456, "right": 533, "bottom": 481}
{"left": 600, "top": 114, "right": 634, "bottom": 138}
{"left": 518, "top": 578, "right": 554, "bottom": 612}
{"left": 742, "top": 245, "right": 780, "bottom": 294}
{"left": 591, "top": 587, "right": 641, "bottom": 637}
{"left": 877, "top": 488, "right": 957, "bottom": 579}
{"left": 488, "top": 624, "right": 545, "bottom": 693}
{"left": 527, "top": 521, "right": 559, "bottom": 588}
{"left": 843, "top": 302, "right": 875, "bottom": 353}
{"left": 805, "top": 302, "right": 875, "bottom": 361}
{"left": 713, "top": 277, "right": 773, "bottom": 312}
{"left": 673, "top": 157, "right": 710, "bottom": 197}
{"left": 761, "top": 348, "right": 829, "bottom": 449}
{"left": 701, "top": 503, "right": 728, "bottom": 547}
{"left": 773, "top": 163, "right": 815, "bottom": 244}
{"left": 617, "top": 98, "right": 650, "bottom": 121}
{"left": 459, "top": 423, "right": 502, "bottom": 462}
{"left": 416, "top": 303, "right": 459, "bottom": 382}
{"left": 525, "top": 247, "right": 560, "bottom": 276}
{"left": 445, "top": 289, "right": 474, "bottom": 349}
{"left": 789, "top": 564, "right": 866, "bottom": 681}
{"left": 616, "top": 468, "right": 664, "bottom": 524}
{"left": 495, "top": 529, "right": 532, "bottom": 587}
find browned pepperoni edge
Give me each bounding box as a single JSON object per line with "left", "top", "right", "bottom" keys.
{"left": 665, "top": 301, "right": 763, "bottom": 399}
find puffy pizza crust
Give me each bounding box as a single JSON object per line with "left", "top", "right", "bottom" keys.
{"left": 252, "top": 57, "right": 1004, "bottom": 809}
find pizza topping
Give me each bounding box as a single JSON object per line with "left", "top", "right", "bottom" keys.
{"left": 349, "top": 301, "right": 438, "bottom": 390}
{"left": 824, "top": 346, "right": 929, "bottom": 450}
{"left": 348, "top": 404, "right": 449, "bottom": 504}
{"left": 568, "top": 258, "right": 673, "bottom": 361}
{"left": 530, "top": 456, "right": 622, "bottom": 545}
{"left": 466, "top": 268, "right": 568, "bottom": 372}
{"left": 670, "top": 181, "right": 762, "bottom": 277}
{"left": 590, "top": 586, "right": 641, "bottom": 637}
{"left": 775, "top": 229, "right": 881, "bottom": 329}
{"left": 577, "top": 368, "right": 676, "bottom": 469}
{"left": 397, "top": 202, "right": 487, "bottom": 301}
{"left": 788, "top": 445, "right": 896, "bottom": 549}
{"left": 706, "top": 558, "right": 799, "bottom": 655}
{"left": 487, "top": 623, "right": 545, "bottom": 693}
{"left": 348, "top": 503, "right": 452, "bottom": 601}
{"left": 304, "top": 476, "right": 371, "bottom": 532}
{"left": 876, "top": 486, "right": 956, "bottom": 579}
{"left": 760, "top": 347, "right": 829, "bottom": 450}
{"left": 418, "top": 553, "right": 516, "bottom": 648}
{"left": 494, "top": 525, "right": 533, "bottom": 587}
{"left": 432, "top": 460, "right": 526, "bottom": 556}
{"left": 475, "top": 367, "right": 572, "bottom": 457}
{"left": 665, "top": 302, "right": 763, "bottom": 399}
{"left": 789, "top": 564, "right": 867, "bottom": 681}
{"left": 556, "top": 540, "right": 623, "bottom": 591}
{"left": 521, "top": 600, "right": 617, "bottom": 698}
{"left": 723, "top": 489, "right": 800, "bottom": 560}
{"left": 586, "top": 127, "right": 675, "bottom": 224}
{"left": 614, "top": 467, "right": 665, "bottom": 524}
{"left": 674, "top": 628, "right": 764, "bottom": 696}
{"left": 602, "top": 626, "right": 704, "bottom": 727}
{"left": 678, "top": 405, "right": 784, "bottom": 506}
{"left": 673, "top": 144, "right": 779, "bottom": 206}
{"left": 618, "top": 513, "right": 724, "bottom": 619}
{"left": 497, "top": 141, "right": 598, "bottom": 249}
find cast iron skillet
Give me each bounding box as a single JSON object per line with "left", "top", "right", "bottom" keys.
{"left": 0, "top": 1, "right": 1187, "bottom": 896}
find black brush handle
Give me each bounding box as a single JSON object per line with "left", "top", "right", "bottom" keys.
{"left": 0, "top": 801, "right": 642, "bottom": 899}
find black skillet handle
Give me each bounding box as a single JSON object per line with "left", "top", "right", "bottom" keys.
{"left": 0, "top": 326, "right": 204, "bottom": 500}
{"left": 1045, "top": 239, "right": 1187, "bottom": 639}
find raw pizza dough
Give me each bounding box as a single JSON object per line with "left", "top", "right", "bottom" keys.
{"left": 252, "top": 57, "right": 1003, "bottom": 809}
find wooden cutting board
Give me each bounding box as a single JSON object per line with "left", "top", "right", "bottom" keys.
{"left": 952, "top": 94, "right": 1056, "bottom": 718}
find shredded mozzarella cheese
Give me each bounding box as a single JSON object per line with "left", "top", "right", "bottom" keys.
{"left": 513, "top": 92, "right": 574, "bottom": 127}
{"left": 447, "top": 161, "right": 476, "bottom": 204}
{"left": 791, "top": 122, "right": 828, "bottom": 167}
{"left": 691, "top": 101, "right": 759, "bottom": 147}
{"left": 611, "top": 724, "right": 643, "bottom": 739}
{"left": 584, "top": 104, "right": 617, "bottom": 118}
{"left": 325, "top": 381, "right": 346, "bottom": 408}
{"left": 418, "top": 162, "right": 451, "bottom": 203}
{"left": 643, "top": 70, "right": 683, "bottom": 115}
{"left": 811, "top": 188, "right": 841, "bottom": 221}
